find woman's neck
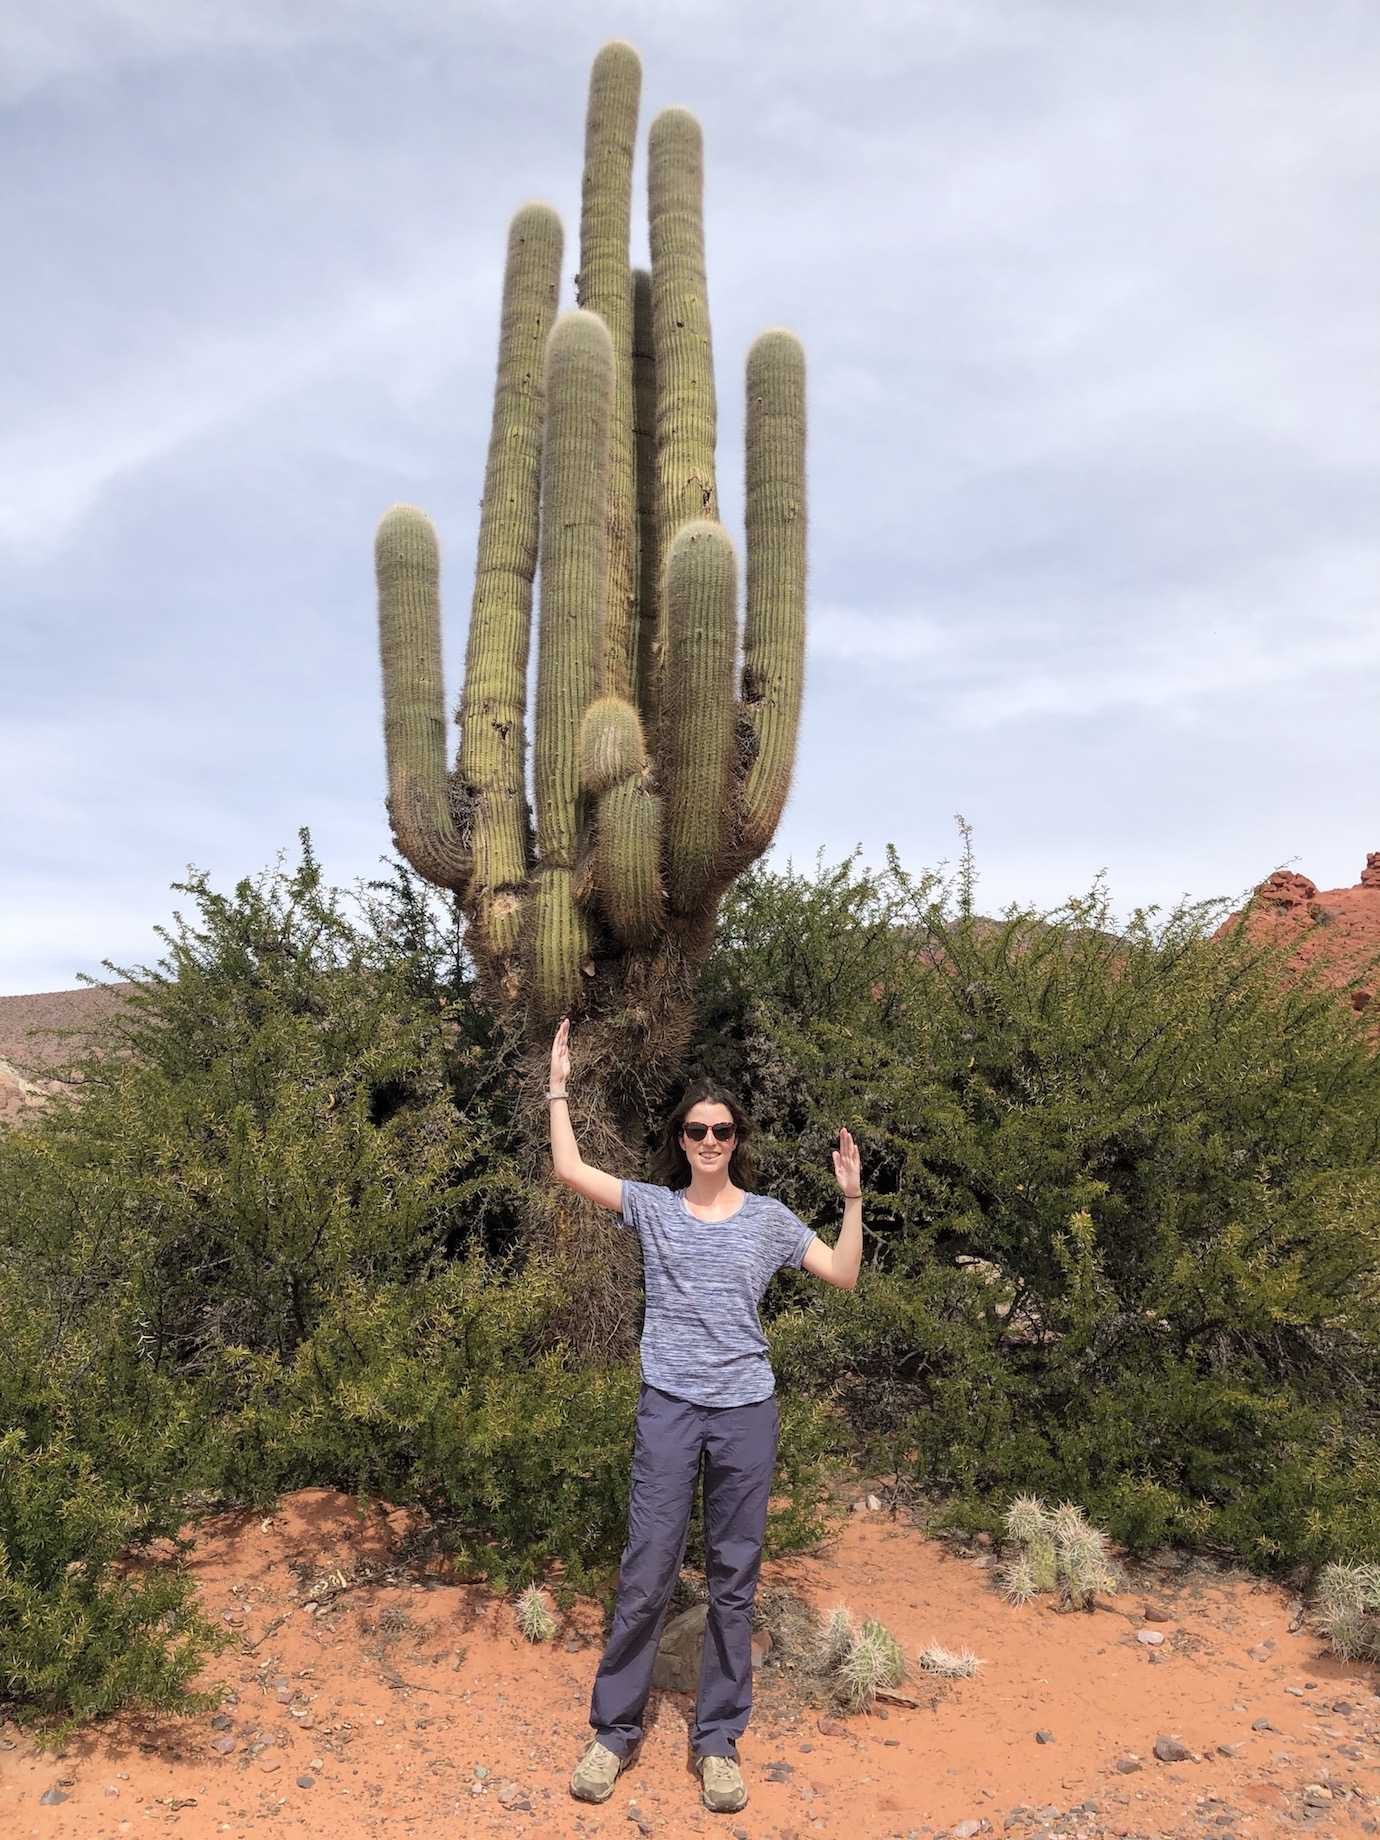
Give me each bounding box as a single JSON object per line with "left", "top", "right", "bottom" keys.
{"left": 684, "top": 1165, "right": 738, "bottom": 1207}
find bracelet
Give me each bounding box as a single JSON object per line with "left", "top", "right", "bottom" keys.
{"left": 842, "top": 1190, "right": 862, "bottom": 1200}
{"left": 546, "top": 1091, "right": 569, "bottom": 1103}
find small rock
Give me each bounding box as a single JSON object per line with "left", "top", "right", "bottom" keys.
{"left": 1115, "top": 1756, "right": 1143, "bottom": 1774}
{"left": 1250, "top": 1718, "right": 1276, "bottom": 1733}
{"left": 210, "top": 1713, "right": 233, "bottom": 1731}
{"left": 798, "top": 1740, "right": 813, "bottom": 1752}
{"left": 1302, "top": 1785, "right": 1332, "bottom": 1806}
{"left": 260, "top": 1757, "right": 281, "bottom": 1773}
{"left": 496, "top": 1780, "right": 530, "bottom": 1811}
{"left": 865, "top": 1493, "right": 882, "bottom": 1512}
{"left": 38, "top": 1788, "right": 69, "bottom": 1805}
{"left": 1035, "top": 1730, "right": 1054, "bottom": 1744}
{"left": 211, "top": 1736, "right": 236, "bottom": 1755}
{"left": 296, "top": 1775, "right": 315, "bottom": 1789}
{"left": 1247, "top": 1641, "right": 1275, "bottom": 1662}
{"left": 1142, "top": 1603, "right": 1172, "bottom": 1622}
{"left": 474, "top": 1765, "right": 490, "bottom": 1780}
{"left": 952, "top": 1823, "right": 981, "bottom": 1839}
{"left": 816, "top": 1715, "right": 847, "bottom": 1737}
{"left": 1285, "top": 1685, "right": 1305, "bottom": 1697}
{"left": 1137, "top": 1629, "right": 1165, "bottom": 1646}
{"left": 1154, "top": 1734, "right": 1193, "bottom": 1763}
{"left": 975, "top": 1532, "right": 993, "bottom": 1549}
{"left": 1217, "top": 1743, "right": 1242, "bottom": 1757}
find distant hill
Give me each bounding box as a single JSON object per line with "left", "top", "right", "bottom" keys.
{"left": 0, "top": 981, "right": 138, "bottom": 1128}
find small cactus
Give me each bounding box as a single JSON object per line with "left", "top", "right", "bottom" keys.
{"left": 816, "top": 1604, "right": 856, "bottom": 1673}
{"left": 999, "top": 1494, "right": 1119, "bottom": 1610}
{"left": 516, "top": 1584, "right": 557, "bottom": 1643}
{"left": 1312, "top": 1559, "right": 1380, "bottom": 1662}
{"left": 917, "top": 1642, "right": 984, "bottom": 1678}
{"left": 823, "top": 1609, "right": 908, "bottom": 1713}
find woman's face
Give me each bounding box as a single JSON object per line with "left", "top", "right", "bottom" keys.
{"left": 680, "top": 1100, "right": 737, "bottom": 1176}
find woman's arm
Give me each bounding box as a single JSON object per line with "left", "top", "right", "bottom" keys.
{"left": 801, "top": 1127, "right": 863, "bottom": 1290}
{"left": 547, "top": 1018, "right": 624, "bottom": 1212}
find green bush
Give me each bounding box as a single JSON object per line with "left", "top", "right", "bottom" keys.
{"left": 705, "top": 836, "right": 1380, "bottom": 1568}
{"left": 0, "top": 1426, "right": 231, "bottom": 1740}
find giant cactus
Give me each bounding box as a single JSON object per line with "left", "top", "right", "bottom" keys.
{"left": 375, "top": 43, "right": 806, "bottom": 1207}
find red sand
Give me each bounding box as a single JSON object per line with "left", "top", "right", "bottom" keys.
{"left": 3, "top": 1487, "right": 1378, "bottom": 1839}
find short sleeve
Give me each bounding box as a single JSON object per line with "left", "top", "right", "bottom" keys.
{"left": 616, "top": 1178, "right": 651, "bottom": 1236}
{"left": 773, "top": 1201, "right": 815, "bottom": 1271}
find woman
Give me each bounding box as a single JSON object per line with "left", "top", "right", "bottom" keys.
{"left": 548, "top": 1016, "right": 863, "bottom": 1816}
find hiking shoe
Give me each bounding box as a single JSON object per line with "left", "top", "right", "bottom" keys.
{"left": 570, "top": 1738, "right": 630, "bottom": 1803}
{"left": 698, "top": 1753, "right": 748, "bottom": 1813}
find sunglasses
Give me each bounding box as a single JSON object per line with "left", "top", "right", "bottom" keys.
{"left": 681, "top": 1122, "right": 737, "bottom": 1142}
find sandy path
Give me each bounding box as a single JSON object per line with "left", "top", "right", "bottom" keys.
{"left": 3, "top": 1488, "right": 1378, "bottom": 1839}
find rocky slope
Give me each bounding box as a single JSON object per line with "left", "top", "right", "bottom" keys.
{"left": 1214, "top": 853, "right": 1380, "bottom": 1024}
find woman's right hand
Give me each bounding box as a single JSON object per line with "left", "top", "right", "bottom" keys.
{"left": 550, "top": 1017, "right": 571, "bottom": 1094}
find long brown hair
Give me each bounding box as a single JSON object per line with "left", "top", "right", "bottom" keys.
{"left": 649, "top": 1081, "right": 757, "bottom": 1192}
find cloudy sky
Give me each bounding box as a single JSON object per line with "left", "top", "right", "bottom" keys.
{"left": 4, "top": 0, "right": 1377, "bottom": 994}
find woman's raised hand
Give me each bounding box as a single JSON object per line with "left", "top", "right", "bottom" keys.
{"left": 550, "top": 1017, "right": 572, "bottom": 1094}
{"left": 832, "top": 1126, "right": 862, "bottom": 1199}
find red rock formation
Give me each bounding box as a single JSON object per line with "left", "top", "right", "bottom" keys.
{"left": 1215, "top": 854, "right": 1380, "bottom": 1026}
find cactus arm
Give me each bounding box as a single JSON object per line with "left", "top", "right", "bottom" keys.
{"left": 375, "top": 505, "right": 472, "bottom": 890}
{"left": 532, "top": 309, "right": 614, "bottom": 1012}
{"left": 631, "top": 266, "right": 661, "bottom": 738}
{"left": 577, "top": 41, "right": 642, "bottom": 704}
{"left": 737, "top": 328, "right": 807, "bottom": 863}
{"left": 459, "top": 203, "right": 563, "bottom": 961}
{"left": 648, "top": 107, "right": 718, "bottom": 546}
{"left": 580, "top": 695, "right": 667, "bottom": 946}
{"left": 661, "top": 519, "right": 738, "bottom": 918}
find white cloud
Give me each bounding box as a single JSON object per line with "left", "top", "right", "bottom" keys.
{"left": 0, "top": 268, "right": 488, "bottom": 554}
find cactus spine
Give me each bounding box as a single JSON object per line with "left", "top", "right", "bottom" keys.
{"left": 374, "top": 42, "right": 807, "bottom": 1034}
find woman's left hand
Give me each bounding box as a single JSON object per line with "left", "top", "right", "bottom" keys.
{"left": 832, "top": 1126, "right": 862, "bottom": 1199}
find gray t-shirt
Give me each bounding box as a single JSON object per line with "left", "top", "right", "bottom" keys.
{"left": 617, "top": 1179, "right": 816, "bottom": 1407}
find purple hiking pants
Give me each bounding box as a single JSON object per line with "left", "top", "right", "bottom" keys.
{"left": 590, "top": 1382, "right": 779, "bottom": 1760}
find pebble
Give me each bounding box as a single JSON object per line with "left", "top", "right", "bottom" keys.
{"left": 296, "top": 1775, "right": 315, "bottom": 1789}
{"left": 1136, "top": 1629, "right": 1165, "bottom": 1646}
{"left": 1333, "top": 1700, "right": 1354, "bottom": 1715}
{"left": 1115, "top": 1757, "right": 1143, "bottom": 1774}
{"left": 1142, "top": 1603, "right": 1172, "bottom": 1622}
{"left": 1035, "top": 1730, "right": 1054, "bottom": 1744}
{"left": 1251, "top": 1718, "right": 1276, "bottom": 1732}
{"left": 1285, "top": 1685, "right": 1306, "bottom": 1697}
{"left": 211, "top": 1736, "right": 236, "bottom": 1755}
{"left": 1154, "top": 1734, "right": 1193, "bottom": 1763}
{"left": 38, "top": 1788, "right": 69, "bottom": 1805}
{"left": 1216, "top": 1744, "right": 1242, "bottom": 1758}
{"left": 1303, "top": 1785, "right": 1333, "bottom": 1806}
{"left": 210, "top": 1713, "right": 233, "bottom": 1730}
{"left": 866, "top": 1493, "right": 882, "bottom": 1512}
{"left": 497, "top": 1781, "right": 530, "bottom": 1811}
{"left": 816, "top": 1716, "right": 848, "bottom": 1737}
{"left": 952, "top": 1823, "right": 981, "bottom": 1838}
{"left": 260, "top": 1757, "right": 281, "bottom": 1774}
